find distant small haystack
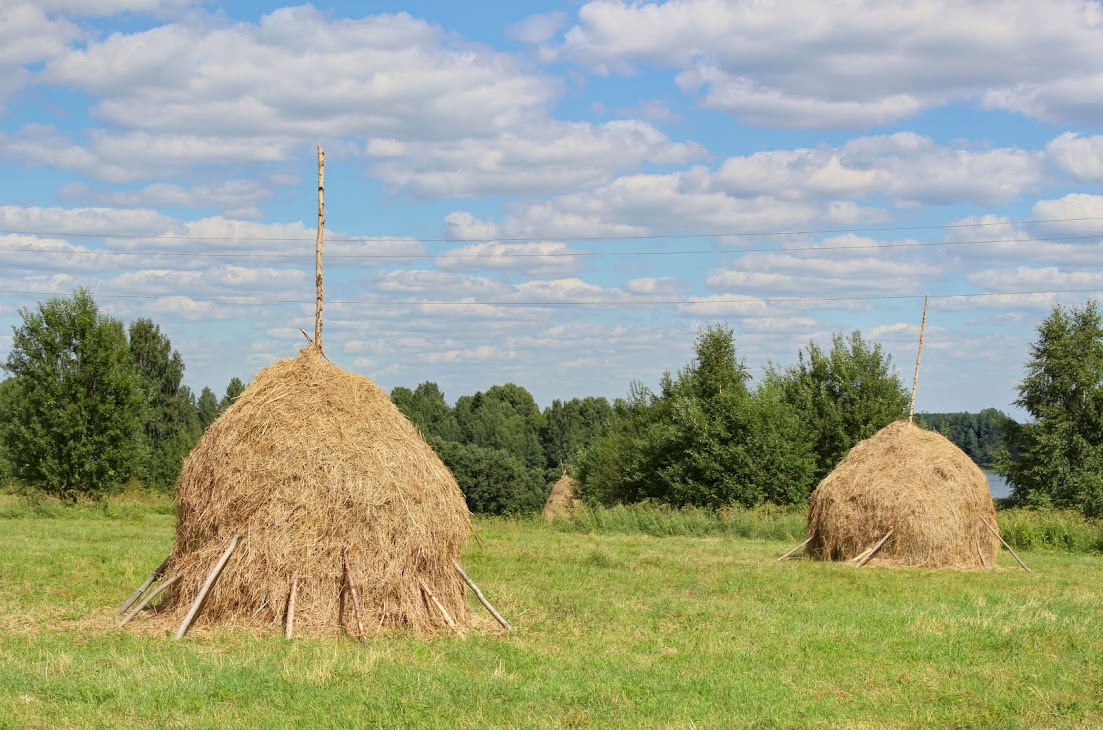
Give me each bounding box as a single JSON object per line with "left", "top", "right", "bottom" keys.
{"left": 543, "top": 474, "right": 581, "bottom": 523}
{"left": 806, "top": 420, "right": 1001, "bottom": 569}
{"left": 153, "top": 345, "right": 474, "bottom": 637}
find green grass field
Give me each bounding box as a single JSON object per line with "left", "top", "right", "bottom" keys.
{"left": 2, "top": 498, "right": 1102, "bottom": 729}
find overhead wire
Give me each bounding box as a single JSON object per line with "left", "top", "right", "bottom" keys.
{"left": 1, "top": 215, "right": 1102, "bottom": 244}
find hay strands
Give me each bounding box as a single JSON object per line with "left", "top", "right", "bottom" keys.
{"left": 343, "top": 551, "right": 366, "bottom": 642}
{"left": 115, "top": 556, "right": 169, "bottom": 616}
{"left": 118, "top": 574, "right": 179, "bottom": 628}
{"left": 285, "top": 571, "right": 299, "bottom": 641}
{"left": 420, "top": 578, "right": 457, "bottom": 631}
{"left": 174, "top": 534, "right": 240, "bottom": 640}
{"left": 852, "top": 528, "right": 894, "bottom": 568}
{"left": 980, "top": 516, "right": 1032, "bottom": 572}
{"left": 454, "top": 562, "right": 511, "bottom": 630}
{"left": 776, "top": 536, "right": 812, "bottom": 561}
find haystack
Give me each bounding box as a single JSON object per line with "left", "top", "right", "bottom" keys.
{"left": 806, "top": 420, "right": 1001, "bottom": 569}
{"left": 141, "top": 345, "right": 474, "bottom": 637}
{"left": 542, "top": 474, "right": 580, "bottom": 522}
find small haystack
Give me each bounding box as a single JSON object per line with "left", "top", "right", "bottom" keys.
{"left": 128, "top": 345, "right": 476, "bottom": 637}
{"left": 543, "top": 474, "right": 581, "bottom": 522}
{"left": 806, "top": 420, "right": 1001, "bottom": 569}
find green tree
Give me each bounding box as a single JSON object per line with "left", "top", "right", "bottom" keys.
{"left": 579, "top": 324, "right": 816, "bottom": 508}
{"left": 0, "top": 378, "right": 16, "bottom": 483}
{"left": 998, "top": 300, "right": 1103, "bottom": 516}
{"left": 220, "top": 377, "right": 245, "bottom": 411}
{"left": 774, "top": 331, "right": 909, "bottom": 480}
{"left": 391, "top": 381, "right": 462, "bottom": 442}
{"left": 428, "top": 437, "right": 547, "bottom": 515}
{"left": 197, "top": 386, "right": 220, "bottom": 430}
{"left": 129, "top": 319, "right": 201, "bottom": 489}
{"left": 540, "top": 396, "right": 613, "bottom": 470}
{"left": 454, "top": 384, "right": 545, "bottom": 470}
{"left": 916, "top": 409, "right": 1013, "bottom": 467}
{"left": 1, "top": 290, "right": 144, "bottom": 498}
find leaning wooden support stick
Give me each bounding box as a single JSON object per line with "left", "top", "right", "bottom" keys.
{"left": 420, "top": 579, "right": 457, "bottom": 630}
{"left": 976, "top": 538, "right": 988, "bottom": 569}
{"left": 980, "top": 516, "right": 1032, "bottom": 572}
{"left": 115, "top": 557, "right": 169, "bottom": 616}
{"left": 285, "top": 571, "right": 299, "bottom": 641}
{"left": 776, "top": 536, "right": 812, "bottom": 561}
{"left": 174, "top": 534, "right": 240, "bottom": 640}
{"left": 853, "top": 528, "right": 894, "bottom": 568}
{"left": 118, "top": 574, "right": 179, "bottom": 628}
{"left": 453, "top": 561, "right": 511, "bottom": 631}
{"left": 343, "top": 551, "right": 366, "bottom": 642}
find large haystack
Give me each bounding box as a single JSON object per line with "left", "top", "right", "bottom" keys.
{"left": 152, "top": 345, "right": 473, "bottom": 636}
{"left": 807, "top": 420, "right": 1001, "bottom": 569}
{"left": 542, "top": 474, "right": 580, "bottom": 523}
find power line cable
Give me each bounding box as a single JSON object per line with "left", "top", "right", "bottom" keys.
{"left": 1, "top": 233, "right": 1100, "bottom": 261}
{"left": 0, "top": 287, "right": 1098, "bottom": 308}
{"left": 1, "top": 215, "right": 1101, "bottom": 244}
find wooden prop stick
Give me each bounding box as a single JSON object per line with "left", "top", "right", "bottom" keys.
{"left": 119, "top": 574, "right": 179, "bottom": 628}
{"left": 174, "top": 534, "right": 240, "bottom": 640}
{"left": 909, "top": 294, "right": 929, "bottom": 423}
{"left": 976, "top": 538, "right": 988, "bottom": 569}
{"left": 314, "top": 145, "right": 325, "bottom": 350}
{"left": 343, "top": 551, "right": 366, "bottom": 642}
{"left": 853, "top": 528, "right": 894, "bottom": 568}
{"left": 420, "top": 579, "right": 457, "bottom": 630}
{"left": 776, "top": 536, "right": 812, "bottom": 561}
{"left": 116, "top": 557, "right": 169, "bottom": 615}
{"left": 980, "top": 516, "right": 1032, "bottom": 572}
{"left": 454, "top": 562, "right": 511, "bottom": 630}
{"left": 285, "top": 571, "right": 299, "bottom": 641}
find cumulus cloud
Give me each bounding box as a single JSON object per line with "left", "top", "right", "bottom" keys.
{"left": 1046, "top": 133, "right": 1103, "bottom": 182}
{"left": 556, "top": 0, "right": 1103, "bottom": 127}
{"left": 43, "top": 7, "right": 557, "bottom": 142}
{"left": 435, "top": 241, "right": 583, "bottom": 276}
{"left": 366, "top": 119, "right": 706, "bottom": 197}
{"left": 715, "top": 133, "right": 1044, "bottom": 206}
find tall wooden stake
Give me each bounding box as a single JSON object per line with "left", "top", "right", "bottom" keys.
{"left": 314, "top": 145, "right": 325, "bottom": 350}
{"left": 909, "top": 294, "right": 929, "bottom": 422}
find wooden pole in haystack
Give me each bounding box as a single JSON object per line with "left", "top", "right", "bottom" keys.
{"left": 314, "top": 145, "right": 325, "bottom": 350}
{"left": 908, "top": 294, "right": 929, "bottom": 423}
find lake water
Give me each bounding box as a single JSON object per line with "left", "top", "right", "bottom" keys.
{"left": 986, "top": 473, "right": 1012, "bottom": 499}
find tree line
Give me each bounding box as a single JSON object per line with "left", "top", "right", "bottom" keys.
{"left": 3, "top": 290, "right": 1102, "bottom": 518}
{"left": 0, "top": 290, "right": 244, "bottom": 496}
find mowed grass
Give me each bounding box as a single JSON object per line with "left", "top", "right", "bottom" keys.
{"left": 1, "top": 506, "right": 1102, "bottom": 729}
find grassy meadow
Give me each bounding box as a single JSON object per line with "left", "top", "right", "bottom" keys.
{"left": 1, "top": 492, "right": 1102, "bottom": 729}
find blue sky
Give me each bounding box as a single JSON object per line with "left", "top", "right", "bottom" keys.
{"left": 2, "top": 0, "right": 1103, "bottom": 417}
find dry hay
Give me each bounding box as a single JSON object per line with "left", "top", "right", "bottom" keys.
{"left": 807, "top": 420, "right": 1001, "bottom": 569}
{"left": 144, "top": 345, "right": 473, "bottom": 637}
{"left": 542, "top": 474, "right": 581, "bottom": 523}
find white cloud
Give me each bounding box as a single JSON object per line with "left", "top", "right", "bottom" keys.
{"left": 0, "top": 4, "right": 76, "bottom": 105}
{"left": 509, "top": 11, "right": 566, "bottom": 43}
{"left": 43, "top": 7, "right": 557, "bottom": 141}
{"left": 714, "top": 133, "right": 1043, "bottom": 206}
{"left": 1046, "top": 132, "right": 1103, "bottom": 182}
{"left": 436, "top": 241, "right": 582, "bottom": 276}
{"left": 624, "top": 277, "right": 686, "bottom": 295}
{"left": 557, "top": 0, "right": 1103, "bottom": 127}
{"left": 59, "top": 179, "right": 274, "bottom": 212}
{"left": 366, "top": 119, "right": 706, "bottom": 197}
